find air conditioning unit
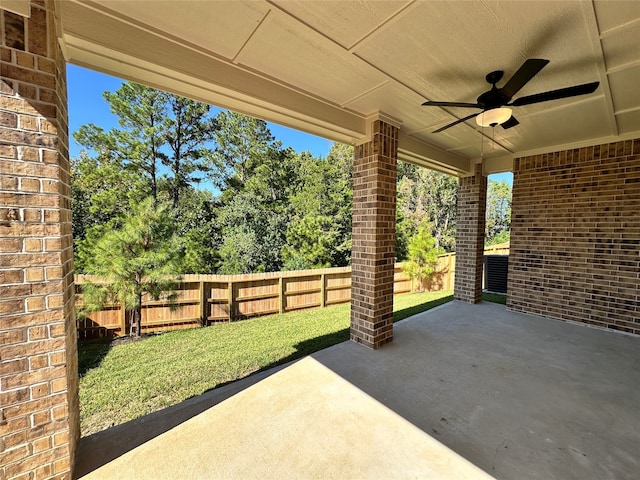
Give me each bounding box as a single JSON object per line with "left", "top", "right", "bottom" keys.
{"left": 484, "top": 255, "right": 508, "bottom": 294}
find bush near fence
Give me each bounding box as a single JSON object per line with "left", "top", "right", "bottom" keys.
{"left": 76, "top": 243, "right": 509, "bottom": 339}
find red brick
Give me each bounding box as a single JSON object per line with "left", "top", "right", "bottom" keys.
{"left": 0, "top": 144, "right": 17, "bottom": 158}
{"left": 24, "top": 238, "right": 43, "bottom": 252}
{"left": 37, "top": 58, "right": 55, "bottom": 75}
{"left": 25, "top": 268, "right": 44, "bottom": 282}
{"left": 29, "top": 354, "right": 49, "bottom": 370}
{"left": 350, "top": 120, "right": 398, "bottom": 349}
{"left": 19, "top": 115, "right": 39, "bottom": 131}
{"left": 0, "top": 111, "right": 18, "bottom": 128}
{"left": 0, "top": 299, "right": 24, "bottom": 315}
{"left": 509, "top": 139, "right": 640, "bottom": 332}
{"left": 26, "top": 297, "right": 46, "bottom": 312}
{"left": 0, "top": 238, "right": 22, "bottom": 252}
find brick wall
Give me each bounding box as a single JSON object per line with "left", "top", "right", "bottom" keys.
{"left": 0, "top": 1, "right": 79, "bottom": 478}
{"left": 508, "top": 139, "right": 640, "bottom": 334}
{"left": 454, "top": 170, "right": 487, "bottom": 303}
{"left": 350, "top": 120, "right": 398, "bottom": 349}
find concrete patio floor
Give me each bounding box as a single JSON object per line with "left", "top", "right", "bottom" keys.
{"left": 75, "top": 301, "right": 640, "bottom": 479}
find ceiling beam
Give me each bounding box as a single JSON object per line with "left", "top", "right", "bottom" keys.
{"left": 582, "top": 0, "right": 618, "bottom": 136}
{"left": 483, "top": 155, "right": 513, "bottom": 175}
{"left": 398, "top": 133, "right": 471, "bottom": 176}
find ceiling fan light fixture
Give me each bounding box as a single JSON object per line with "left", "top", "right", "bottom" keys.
{"left": 476, "top": 107, "right": 512, "bottom": 127}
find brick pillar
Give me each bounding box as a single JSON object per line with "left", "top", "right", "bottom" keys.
{"left": 454, "top": 169, "right": 487, "bottom": 303}
{"left": 350, "top": 119, "right": 398, "bottom": 349}
{"left": 1, "top": 2, "right": 79, "bottom": 479}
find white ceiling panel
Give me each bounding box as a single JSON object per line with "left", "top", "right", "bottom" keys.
{"left": 515, "top": 99, "right": 612, "bottom": 151}
{"left": 96, "top": 0, "right": 270, "bottom": 60}
{"left": 600, "top": 21, "right": 640, "bottom": 71}
{"left": 234, "top": 10, "right": 387, "bottom": 106}
{"left": 343, "top": 82, "right": 449, "bottom": 130}
{"left": 608, "top": 65, "right": 640, "bottom": 112}
{"left": 353, "top": 1, "right": 595, "bottom": 100}
{"left": 615, "top": 110, "right": 640, "bottom": 135}
{"left": 593, "top": 0, "right": 640, "bottom": 34}
{"left": 270, "top": 0, "right": 410, "bottom": 50}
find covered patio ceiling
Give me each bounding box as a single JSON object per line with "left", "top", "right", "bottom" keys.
{"left": 57, "top": 0, "right": 640, "bottom": 176}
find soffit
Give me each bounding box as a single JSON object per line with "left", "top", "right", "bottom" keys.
{"left": 56, "top": 0, "right": 640, "bottom": 174}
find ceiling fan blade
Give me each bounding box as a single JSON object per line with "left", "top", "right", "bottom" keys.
{"left": 500, "top": 58, "right": 549, "bottom": 99}
{"left": 432, "top": 112, "right": 480, "bottom": 133}
{"left": 422, "top": 101, "right": 482, "bottom": 108}
{"left": 501, "top": 116, "right": 519, "bottom": 129}
{"left": 511, "top": 81, "right": 600, "bottom": 106}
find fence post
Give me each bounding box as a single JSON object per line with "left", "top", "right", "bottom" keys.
{"left": 120, "top": 302, "right": 126, "bottom": 336}
{"left": 320, "top": 273, "right": 326, "bottom": 308}
{"left": 449, "top": 254, "right": 454, "bottom": 290}
{"left": 227, "top": 281, "right": 234, "bottom": 322}
{"left": 199, "top": 280, "right": 208, "bottom": 327}
{"left": 278, "top": 276, "right": 285, "bottom": 314}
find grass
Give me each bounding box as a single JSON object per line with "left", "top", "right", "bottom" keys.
{"left": 78, "top": 289, "right": 510, "bottom": 435}
{"left": 482, "top": 291, "right": 507, "bottom": 304}
{"left": 78, "top": 290, "right": 453, "bottom": 436}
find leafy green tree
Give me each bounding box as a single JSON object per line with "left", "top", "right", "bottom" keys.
{"left": 282, "top": 215, "right": 337, "bottom": 269}
{"left": 485, "top": 179, "right": 512, "bottom": 245}
{"left": 72, "top": 82, "right": 221, "bottom": 274}
{"left": 80, "top": 199, "right": 183, "bottom": 336}
{"left": 177, "top": 189, "right": 221, "bottom": 274}
{"left": 396, "top": 163, "right": 457, "bottom": 257}
{"left": 402, "top": 224, "right": 444, "bottom": 292}
{"left": 284, "top": 144, "right": 353, "bottom": 269}
{"left": 217, "top": 189, "right": 289, "bottom": 274}
{"left": 211, "top": 114, "right": 299, "bottom": 274}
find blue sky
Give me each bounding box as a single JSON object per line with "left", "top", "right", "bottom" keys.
{"left": 67, "top": 64, "right": 334, "bottom": 160}
{"left": 67, "top": 64, "right": 512, "bottom": 184}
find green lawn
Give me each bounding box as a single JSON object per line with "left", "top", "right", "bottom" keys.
{"left": 79, "top": 289, "right": 508, "bottom": 435}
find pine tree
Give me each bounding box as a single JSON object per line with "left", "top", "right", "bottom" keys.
{"left": 402, "top": 224, "right": 444, "bottom": 292}
{"left": 80, "top": 199, "right": 183, "bottom": 337}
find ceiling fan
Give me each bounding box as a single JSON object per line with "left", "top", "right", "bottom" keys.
{"left": 423, "top": 59, "right": 599, "bottom": 133}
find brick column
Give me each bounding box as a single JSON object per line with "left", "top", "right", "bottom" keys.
{"left": 454, "top": 169, "right": 487, "bottom": 303}
{"left": 350, "top": 119, "right": 398, "bottom": 349}
{"left": 1, "top": 2, "right": 79, "bottom": 479}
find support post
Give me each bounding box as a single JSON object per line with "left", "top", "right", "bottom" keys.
{"left": 0, "top": 2, "right": 79, "bottom": 477}
{"left": 454, "top": 167, "right": 487, "bottom": 303}
{"left": 350, "top": 117, "right": 399, "bottom": 349}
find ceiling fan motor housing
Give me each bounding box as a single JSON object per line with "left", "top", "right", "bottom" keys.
{"left": 477, "top": 71, "right": 511, "bottom": 109}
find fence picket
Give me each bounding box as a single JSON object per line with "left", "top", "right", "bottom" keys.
{"left": 76, "top": 246, "right": 508, "bottom": 338}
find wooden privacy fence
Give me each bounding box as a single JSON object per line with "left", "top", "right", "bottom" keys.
{"left": 483, "top": 242, "right": 510, "bottom": 255}
{"left": 76, "top": 245, "right": 510, "bottom": 339}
